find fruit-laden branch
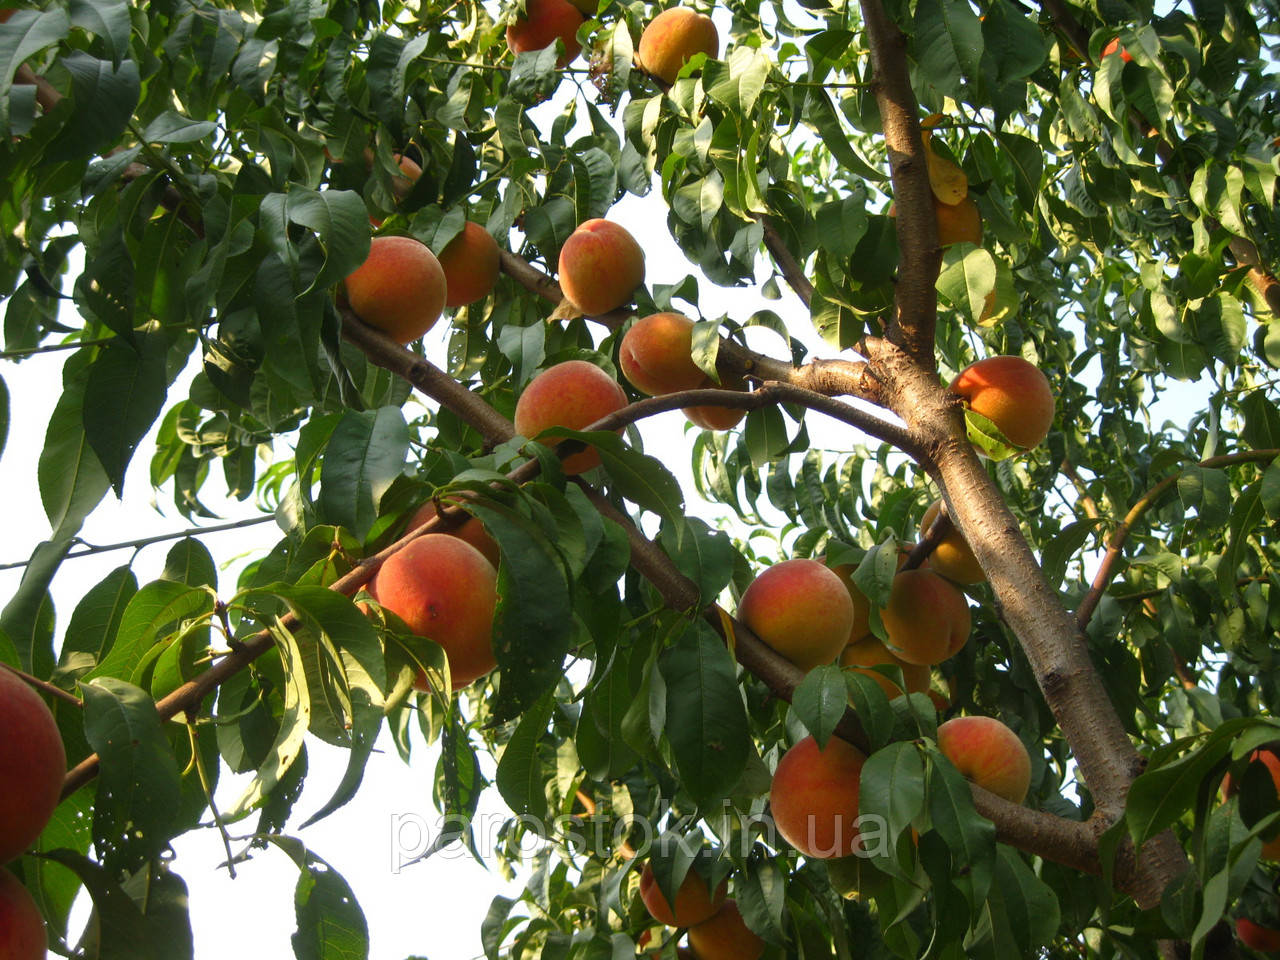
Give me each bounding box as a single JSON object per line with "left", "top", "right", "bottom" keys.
{"left": 856, "top": 0, "right": 940, "bottom": 367}
{"left": 497, "top": 248, "right": 887, "bottom": 406}
{"left": 343, "top": 314, "right": 1144, "bottom": 889}
{"left": 1074, "top": 448, "right": 1280, "bottom": 630}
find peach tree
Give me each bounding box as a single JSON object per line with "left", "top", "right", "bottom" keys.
{"left": 0, "top": 0, "right": 1278, "bottom": 957}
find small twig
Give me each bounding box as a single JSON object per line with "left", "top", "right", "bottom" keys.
{"left": 903, "top": 506, "right": 952, "bottom": 571}
{"left": 0, "top": 661, "right": 83, "bottom": 708}
{"left": 0, "top": 516, "right": 277, "bottom": 572}
{"left": 760, "top": 218, "right": 815, "bottom": 308}
{"left": 1074, "top": 449, "right": 1280, "bottom": 630}
{"left": 188, "top": 721, "right": 237, "bottom": 879}
{"left": 1060, "top": 460, "right": 1101, "bottom": 520}
{"left": 0, "top": 336, "right": 123, "bottom": 361}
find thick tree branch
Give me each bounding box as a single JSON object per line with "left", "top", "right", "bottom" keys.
{"left": 857, "top": 0, "right": 940, "bottom": 366}
{"left": 1074, "top": 449, "right": 1280, "bottom": 630}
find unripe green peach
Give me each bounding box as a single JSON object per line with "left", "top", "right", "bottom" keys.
{"left": 879, "top": 569, "right": 971, "bottom": 666}
{"left": 513, "top": 360, "right": 629, "bottom": 474}
{"left": 937, "top": 715, "right": 1031, "bottom": 804}
{"left": 637, "top": 8, "right": 719, "bottom": 85}
{"left": 769, "top": 735, "right": 866, "bottom": 859}
{"left": 343, "top": 236, "right": 447, "bottom": 344}
{"left": 737, "top": 558, "right": 856, "bottom": 672}
{"left": 638, "top": 861, "right": 727, "bottom": 928}
{"left": 619, "top": 312, "right": 706, "bottom": 396}
{"left": 370, "top": 534, "right": 498, "bottom": 689}
{"left": 950, "top": 356, "right": 1055, "bottom": 451}
{"left": 438, "top": 222, "right": 501, "bottom": 308}
{"left": 0, "top": 667, "right": 65, "bottom": 865}
{"left": 557, "top": 219, "right": 645, "bottom": 316}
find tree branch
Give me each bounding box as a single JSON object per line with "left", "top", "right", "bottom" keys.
{"left": 1074, "top": 449, "right": 1280, "bottom": 630}
{"left": 760, "top": 218, "right": 815, "bottom": 307}
{"left": 0, "top": 661, "right": 83, "bottom": 708}
{"left": 857, "top": 0, "right": 940, "bottom": 366}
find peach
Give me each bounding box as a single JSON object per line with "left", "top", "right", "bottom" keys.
{"left": 950, "top": 355, "right": 1055, "bottom": 451}
{"left": 769, "top": 735, "right": 866, "bottom": 859}
{"left": 1223, "top": 748, "right": 1280, "bottom": 860}
{"left": 737, "top": 558, "right": 856, "bottom": 672}
{"left": 934, "top": 193, "right": 982, "bottom": 246}
{"left": 0, "top": 868, "right": 45, "bottom": 960}
{"left": 686, "top": 901, "right": 764, "bottom": 960}
{"left": 506, "top": 0, "right": 584, "bottom": 65}
{"left": 438, "top": 222, "right": 501, "bottom": 308}
{"left": 619, "top": 312, "right": 706, "bottom": 396}
{"left": 406, "top": 496, "right": 501, "bottom": 570}
{"left": 557, "top": 219, "right": 645, "bottom": 316}
{"left": 880, "top": 569, "right": 971, "bottom": 666}
{"left": 937, "top": 715, "right": 1031, "bottom": 804}
{"left": 513, "top": 360, "right": 629, "bottom": 474}
{"left": 638, "top": 861, "right": 728, "bottom": 928}
{"left": 637, "top": 8, "right": 719, "bottom": 85}
{"left": 1102, "top": 37, "right": 1134, "bottom": 62}
{"left": 0, "top": 667, "right": 65, "bottom": 864}
{"left": 826, "top": 854, "right": 864, "bottom": 900}
{"left": 826, "top": 549, "right": 911, "bottom": 643}
{"left": 683, "top": 370, "right": 748, "bottom": 431}
{"left": 390, "top": 153, "right": 422, "bottom": 200}
{"left": 920, "top": 499, "right": 984, "bottom": 585}
{"left": 369, "top": 534, "right": 498, "bottom": 689}
{"left": 840, "top": 636, "right": 930, "bottom": 700}
{"left": 0, "top": 11, "right": 14, "bottom": 24}
{"left": 343, "top": 236, "right": 447, "bottom": 344}
{"left": 1238, "top": 917, "right": 1280, "bottom": 953}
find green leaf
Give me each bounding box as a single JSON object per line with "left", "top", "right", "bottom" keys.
{"left": 1127, "top": 734, "right": 1235, "bottom": 848}
{"left": 914, "top": 0, "right": 984, "bottom": 100}
{"left": 970, "top": 847, "right": 1060, "bottom": 959}
{"left": 83, "top": 337, "right": 169, "bottom": 497}
{"left": 318, "top": 407, "right": 409, "bottom": 541}
{"left": 743, "top": 405, "right": 789, "bottom": 469}
{"left": 262, "top": 837, "right": 371, "bottom": 960}
{"left": 88, "top": 580, "right": 213, "bottom": 682}
{"left": 38, "top": 850, "right": 159, "bottom": 960}
{"left": 38, "top": 368, "right": 111, "bottom": 538}
{"left": 68, "top": 0, "right": 131, "bottom": 64}
{"left": 161, "top": 537, "right": 218, "bottom": 589}
{"left": 140, "top": 109, "right": 217, "bottom": 145}
{"left": 860, "top": 741, "right": 926, "bottom": 843}
{"left": 81, "top": 677, "right": 184, "bottom": 874}
{"left": 497, "top": 691, "right": 555, "bottom": 821}
{"left": 0, "top": 537, "right": 70, "bottom": 673}
{"left": 282, "top": 189, "right": 372, "bottom": 291}
{"left": 792, "top": 664, "right": 848, "bottom": 748}
{"left": 937, "top": 244, "right": 997, "bottom": 326}
{"left": 44, "top": 52, "right": 141, "bottom": 162}
{"left": 63, "top": 565, "right": 138, "bottom": 665}
{"left": 659, "top": 621, "right": 751, "bottom": 805}
{"left": 466, "top": 500, "right": 573, "bottom": 724}
{"left": 1219, "top": 482, "right": 1265, "bottom": 595}
{"left": 0, "top": 372, "right": 8, "bottom": 462}
{"left": 926, "top": 745, "right": 996, "bottom": 908}
{"left": 596, "top": 438, "right": 686, "bottom": 525}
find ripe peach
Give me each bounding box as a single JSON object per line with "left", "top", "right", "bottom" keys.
{"left": 686, "top": 901, "right": 764, "bottom": 960}
{"left": 0, "top": 868, "right": 45, "bottom": 960}
{"left": 638, "top": 861, "right": 728, "bottom": 928}
{"left": 1102, "top": 37, "right": 1134, "bottom": 62}
{"left": 369, "top": 534, "right": 498, "bottom": 689}
{"left": 937, "top": 715, "right": 1031, "bottom": 804}
{"left": 683, "top": 370, "right": 748, "bottom": 431}
{"left": 0, "top": 667, "right": 65, "bottom": 864}
{"left": 950, "top": 355, "right": 1055, "bottom": 451}
{"left": 343, "top": 236, "right": 447, "bottom": 344}
{"left": 920, "top": 499, "right": 984, "bottom": 585}
{"left": 1223, "top": 748, "right": 1280, "bottom": 860}
{"left": 737, "top": 558, "right": 856, "bottom": 672}
{"left": 880, "top": 569, "right": 971, "bottom": 666}
{"left": 406, "top": 496, "right": 501, "bottom": 569}
{"left": 506, "top": 0, "right": 585, "bottom": 65}
{"left": 438, "top": 222, "right": 501, "bottom": 308}
{"left": 934, "top": 194, "right": 982, "bottom": 246}
{"left": 637, "top": 8, "right": 719, "bottom": 85}
{"left": 389, "top": 153, "right": 422, "bottom": 200}
{"left": 619, "top": 312, "right": 706, "bottom": 396}
{"left": 557, "top": 219, "right": 646, "bottom": 316}
{"left": 513, "top": 360, "right": 629, "bottom": 474}
{"left": 0, "top": 11, "right": 14, "bottom": 24}
{"left": 769, "top": 735, "right": 866, "bottom": 859}
{"left": 1237, "top": 917, "right": 1280, "bottom": 953}
{"left": 826, "top": 548, "right": 911, "bottom": 644}
{"left": 840, "top": 636, "right": 930, "bottom": 700}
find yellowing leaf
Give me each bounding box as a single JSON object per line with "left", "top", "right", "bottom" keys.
{"left": 924, "top": 132, "right": 969, "bottom": 205}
